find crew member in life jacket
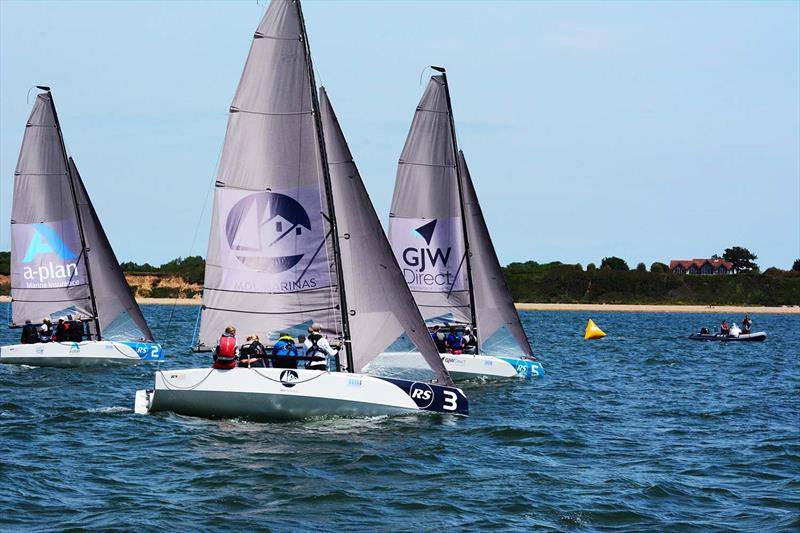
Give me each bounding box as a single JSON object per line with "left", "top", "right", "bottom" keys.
{"left": 271, "top": 332, "right": 298, "bottom": 369}
{"left": 430, "top": 325, "right": 446, "bottom": 353}
{"left": 462, "top": 326, "right": 477, "bottom": 354}
{"left": 445, "top": 325, "right": 464, "bottom": 354}
{"left": 304, "top": 324, "right": 335, "bottom": 371}
{"left": 742, "top": 314, "right": 753, "bottom": 334}
{"left": 65, "top": 315, "right": 85, "bottom": 342}
{"left": 720, "top": 320, "right": 730, "bottom": 337}
{"left": 238, "top": 335, "right": 267, "bottom": 368}
{"left": 38, "top": 318, "right": 53, "bottom": 343}
{"left": 54, "top": 317, "right": 68, "bottom": 342}
{"left": 213, "top": 325, "right": 238, "bottom": 369}
{"left": 20, "top": 320, "right": 40, "bottom": 344}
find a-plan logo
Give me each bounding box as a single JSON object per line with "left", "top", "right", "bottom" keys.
{"left": 399, "top": 219, "right": 458, "bottom": 289}
{"left": 19, "top": 223, "right": 81, "bottom": 287}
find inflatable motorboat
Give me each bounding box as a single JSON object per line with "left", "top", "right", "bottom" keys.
{"left": 689, "top": 325, "right": 766, "bottom": 342}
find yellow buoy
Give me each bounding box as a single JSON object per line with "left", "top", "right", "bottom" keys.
{"left": 584, "top": 319, "right": 607, "bottom": 340}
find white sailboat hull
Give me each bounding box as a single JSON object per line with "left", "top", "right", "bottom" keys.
{"left": 0, "top": 341, "right": 164, "bottom": 368}
{"left": 379, "top": 351, "right": 544, "bottom": 380}
{"left": 135, "top": 367, "right": 468, "bottom": 421}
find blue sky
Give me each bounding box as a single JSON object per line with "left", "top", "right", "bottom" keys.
{"left": 1, "top": 1, "right": 798, "bottom": 269}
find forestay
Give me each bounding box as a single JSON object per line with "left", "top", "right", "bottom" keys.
{"left": 197, "top": 0, "right": 341, "bottom": 348}
{"left": 458, "top": 151, "right": 533, "bottom": 357}
{"left": 388, "top": 76, "right": 471, "bottom": 325}
{"left": 10, "top": 92, "right": 153, "bottom": 342}
{"left": 320, "top": 88, "right": 451, "bottom": 384}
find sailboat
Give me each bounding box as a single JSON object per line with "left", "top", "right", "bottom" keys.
{"left": 0, "top": 88, "right": 164, "bottom": 367}
{"left": 387, "top": 70, "right": 544, "bottom": 380}
{"left": 134, "top": 0, "right": 467, "bottom": 420}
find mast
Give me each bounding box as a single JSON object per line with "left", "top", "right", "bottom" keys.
{"left": 45, "top": 88, "right": 102, "bottom": 340}
{"left": 295, "top": 0, "right": 354, "bottom": 371}
{"left": 432, "top": 67, "right": 479, "bottom": 350}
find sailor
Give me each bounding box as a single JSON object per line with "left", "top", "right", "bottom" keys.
{"left": 444, "top": 326, "right": 464, "bottom": 353}
{"left": 20, "top": 320, "right": 40, "bottom": 344}
{"left": 212, "top": 325, "right": 238, "bottom": 369}
{"left": 238, "top": 335, "right": 267, "bottom": 368}
{"left": 720, "top": 320, "right": 730, "bottom": 337}
{"left": 430, "top": 325, "right": 446, "bottom": 353}
{"left": 271, "top": 332, "right": 299, "bottom": 369}
{"left": 54, "top": 317, "right": 68, "bottom": 342}
{"left": 742, "top": 314, "right": 752, "bottom": 334}
{"left": 463, "top": 327, "right": 477, "bottom": 353}
{"left": 65, "top": 315, "right": 84, "bottom": 342}
{"left": 38, "top": 318, "right": 53, "bottom": 343}
{"left": 304, "top": 324, "right": 335, "bottom": 371}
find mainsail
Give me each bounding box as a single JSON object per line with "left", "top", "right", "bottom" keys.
{"left": 320, "top": 88, "right": 450, "bottom": 383}
{"left": 388, "top": 75, "right": 473, "bottom": 325}
{"left": 10, "top": 90, "right": 153, "bottom": 341}
{"left": 197, "top": 0, "right": 341, "bottom": 349}
{"left": 458, "top": 151, "right": 533, "bottom": 357}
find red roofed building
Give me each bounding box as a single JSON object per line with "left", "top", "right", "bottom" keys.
{"left": 669, "top": 258, "right": 734, "bottom": 275}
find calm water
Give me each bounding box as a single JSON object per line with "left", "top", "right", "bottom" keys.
{"left": 1, "top": 305, "right": 798, "bottom": 531}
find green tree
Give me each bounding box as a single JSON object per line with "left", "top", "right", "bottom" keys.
{"left": 722, "top": 246, "right": 759, "bottom": 273}
{"left": 159, "top": 256, "right": 206, "bottom": 284}
{"left": 792, "top": 259, "right": 800, "bottom": 272}
{"left": 650, "top": 262, "right": 668, "bottom": 273}
{"left": 0, "top": 251, "right": 9, "bottom": 276}
{"left": 636, "top": 262, "right": 647, "bottom": 272}
{"left": 586, "top": 263, "right": 597, "bottom": 272}
{"left": 600, "top": 256, "right": 629, "bottom": 271}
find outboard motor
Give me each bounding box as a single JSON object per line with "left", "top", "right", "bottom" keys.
{"left": 700, "top": 327, "right": 710, "bottom": 335}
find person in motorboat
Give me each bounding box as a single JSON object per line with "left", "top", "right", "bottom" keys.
{"left": 54, "top": 317, "right": 69, "bottom": 342}
{"left": 445, "top": 325, "right": 464, "bottom": 354}
{"left": 38, "top": 318, "right": 53, "bottom": 343}
{"left": 462, "top": 327, "right": 477, "bottom": 354}
{"left": 304, "top": 323, "right": 335, "bottom": 371}
{"left": 238, "top": 335, "right": 267, "bottom": 368}
{"left": 430, "top": 325, "right": 446, "bottom": 353}
{"left": 271, "top": 332, "right": 299, "bottom": 369}
{"left": 720, "top": 320, "right": 730, "bottom": 337}
{"left": 20, "top": 320, "right": 40, "bottom": 344}
{"left": 742, "top": 314, "right": 752, "bottom": 334}
{"left": 212, "top": 325, "right": 238, "bottom": 369}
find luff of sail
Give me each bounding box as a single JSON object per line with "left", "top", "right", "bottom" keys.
{"left": 458, "top": 151, "right": 533, "bottom": 357}
{"left": 388, "top": 76, "right": 472, "bottom": 325}
{"left": 11, "top": 92, "right": 94, "bottom": 328}
{"left": 197, "top": 0, "right": 342, "bottom": 348}
{"left": 319, "top": 88, "right": 453, "bottom": 385}
{"left": 69, "top": 159, "right": 154, "bottom": 341}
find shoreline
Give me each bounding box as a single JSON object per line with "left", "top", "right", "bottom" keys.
{"left": 1, "top": 295, "right": 796, "bottom": 314}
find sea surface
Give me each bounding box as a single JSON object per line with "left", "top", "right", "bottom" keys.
{"left": 1, "top": 305, "right": 798, "bottom": 531}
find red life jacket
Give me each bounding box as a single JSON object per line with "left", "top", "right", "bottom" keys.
{"left": 213, "top": 335, "right": 237, "bottom": 369}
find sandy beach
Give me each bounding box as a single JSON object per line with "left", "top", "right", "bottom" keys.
{"left": 1, "top": 295, "right": 795, "bottom": 314}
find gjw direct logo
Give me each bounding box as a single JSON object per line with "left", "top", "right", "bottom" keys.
{"left": 400, "top": 219, "right": 456, "bottom": 288}
{"left": 20, "top": 223, "right": 81, "bottom": 284}
{"left": 225, "top": 191, "right": 323, "bottom": 292}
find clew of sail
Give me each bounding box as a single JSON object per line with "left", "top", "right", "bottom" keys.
{"left": 388, "top": 76, "right": 471, "bottom": 325}
{"left": 197, "top": 0, "right": 341, "bottom": 349}
{"left": 458, "top": 151, "right": 533, "bottom": 357}
{"left": 319, "top": 88, "right": 452, "bottom": 385}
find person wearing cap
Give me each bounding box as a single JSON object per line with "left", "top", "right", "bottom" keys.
{"left": 304, "top": 324, "right": 336, "bottom": 370}
{"left": 54, "top": 317, "right": 68, "bottom": 342}
{"left": 463, "top": 326, "right": 477, "bottom": 353}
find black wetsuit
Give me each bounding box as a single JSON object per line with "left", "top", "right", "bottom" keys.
{"left": 20, "top": 324, "right": 39, "bottom": 344}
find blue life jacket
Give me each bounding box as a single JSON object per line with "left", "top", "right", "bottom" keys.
{"left": 272, "top": 336, "right": 298, "bottom": 357}
{"left": 446, "top": 333, "right": 463, "bottom": 349}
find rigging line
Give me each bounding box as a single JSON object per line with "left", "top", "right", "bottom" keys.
{"left": 445, "top": 253, "right": 468, "bottom": 298}
{"left": 165, "top": 141, "right": 221, "bottom": 336}
{"left": 158, "top": 368, "right": 215, "bottom": 391}
{"left": 296, "top": 229, "right": 333, "bottom": 284}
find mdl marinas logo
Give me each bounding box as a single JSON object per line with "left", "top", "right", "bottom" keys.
{"left": 13, "top": 222, "right": 84, "bottom": 289}
{"left": 219, "top": 188, "right": 332, "bottom": 293}
{"left": 391, "top": 217, "right": 465, "bottom": 293}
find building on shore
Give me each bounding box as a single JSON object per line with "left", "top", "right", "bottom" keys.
{"left": 669, "top": 258, "right": 734, "bottom": 275}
